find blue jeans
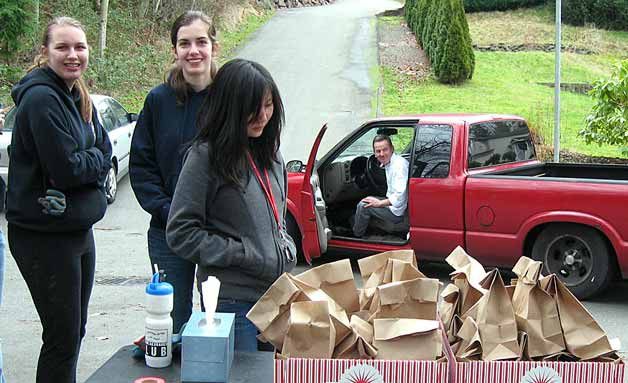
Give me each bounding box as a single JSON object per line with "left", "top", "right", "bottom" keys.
{"left": 215, "top": 299, "right": 257, "bottom": 351}
{"left": 148, "top": 227, "right": 196, "bottom": 334}
{"left": 352, "top": 200, "right": 404, "bottom": 237}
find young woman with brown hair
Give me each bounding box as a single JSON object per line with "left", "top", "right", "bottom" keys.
{"left": 130, "top": 10, "right": 219, "bottom": 335}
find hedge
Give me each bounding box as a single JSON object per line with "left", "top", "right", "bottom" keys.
{"left": 406, "top": 0, "right": 475, "bottom": 84}
{"left": 562, "top": 0, "right": 628, "bottom": 31}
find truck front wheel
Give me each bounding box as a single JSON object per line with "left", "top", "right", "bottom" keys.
{"left": 531, "top": 223, "right": 614, "bottom": 300}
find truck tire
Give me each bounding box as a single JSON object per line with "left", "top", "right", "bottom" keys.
{"left": 531, "top": 223, "right": 613, "bottom": 300}
{"left": 286, "top": 213, "right": 305, "bottom": 264}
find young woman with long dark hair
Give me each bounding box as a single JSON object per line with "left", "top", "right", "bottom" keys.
{"left": 166, "top": 59, "right": 297, "bottom": 351}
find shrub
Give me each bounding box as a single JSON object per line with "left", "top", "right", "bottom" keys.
{"left": 463, "top": 0, "right": 547, "bottom": 13}
{"left": 562, "top": 0, "right": 628, "bottom": 31}
{"left": 406, "top": 0, "right": 475, "bottom": 84}
{"left": 580, "top": 61, "right": 628, "bottom": 152}
{"left": 434, "top": 0, "right": 475, "bottom": 83}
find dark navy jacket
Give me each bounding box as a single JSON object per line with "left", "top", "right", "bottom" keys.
{"left": 8, "top": 66, "right": 112, "bottom": 232}
{"left": 129, "top": 83, "right": 208, "bottom": 229}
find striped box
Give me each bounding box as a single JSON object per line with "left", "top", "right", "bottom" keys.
{"left": 274, "top": 358, "right": 450, "bottom": 383}
{"left": 452, "top": 360, "right": 627, "bottom": 383}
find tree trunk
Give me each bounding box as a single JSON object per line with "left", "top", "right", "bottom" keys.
{"left": 33, "top": 0, "right": 40, "bottom": 43}
{"left": 98, "top": 0, "right": 109, "bottom": 59}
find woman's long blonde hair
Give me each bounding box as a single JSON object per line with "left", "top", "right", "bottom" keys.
{"left": 28, "top": 16, "right": 92, "bottom": 123}
{"left": 166, "top": 11, "right": 219, "bottom": 105}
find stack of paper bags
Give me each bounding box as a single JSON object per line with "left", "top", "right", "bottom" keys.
{"left": 247, "top": 251, "right": 444, "bottom": 361}
{"left": 439, "top": 246, "right": 620, "bottom": 362}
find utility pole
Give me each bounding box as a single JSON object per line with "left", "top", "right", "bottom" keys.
{"left": 553, "top": 0, "right": 562, "bottom": 162}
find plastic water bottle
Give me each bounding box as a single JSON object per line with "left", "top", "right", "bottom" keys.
{"left": 144, "top": 270, "right": 173, "bottom": 368}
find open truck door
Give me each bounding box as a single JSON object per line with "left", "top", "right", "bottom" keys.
{"left": 299, "top": 124, "right": 332, "bottom": 263}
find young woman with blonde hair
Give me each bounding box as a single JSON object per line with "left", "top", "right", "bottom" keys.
{"left": 8, "top": 16, "right": 112, "bottom": 382}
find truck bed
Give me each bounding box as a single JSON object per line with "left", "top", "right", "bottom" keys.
{"left": 477, "top": 162, "right": 628, "bottom": 182}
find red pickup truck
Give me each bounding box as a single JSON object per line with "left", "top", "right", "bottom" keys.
{"left": 285, "top": 114, "right": 628, "bottom": 299}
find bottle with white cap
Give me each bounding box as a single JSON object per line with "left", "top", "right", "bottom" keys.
{"left": 144, "top": 269, "right": 173, "bottom": 368}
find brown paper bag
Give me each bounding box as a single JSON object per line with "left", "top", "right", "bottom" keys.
{"left": 373, "top": 318, "right": 442, "bottom": 360}
{"left": 358, "top": 250, "right": 417, "bottom": 289}
{"left": 295, "top": 259, "right": 360, "bottom": 313}
{"left": 474, "top": 269, "right": 519, "bottom": 361}
{"left": 446, "top": 246, "right": 487, "bottom": 316}
{"left": 454, "top": 316, "right": 482, "bottom": 360}
{"left": 517, "top": 331, "right": 530, "bottom": 361}
{"left": 333, "top": 315, "right": 378, "bottom": 359}
{"left": 288, "top": 274, "right": 352, "bottom": 345}
{"left": 439, "top": 283, "right": 460, "bottom": 340}
{"left": 282, "top": 301, "right": 336, "bottom": 358}
{"left": 540, "top": 274, "right": 616, "bottom": 360}
{"left": 246, "top": 273, "right": 306, "bottom": 350}
{"left": 357, "top": 287, "right": 377, "bottom": 311}
{"left": 369, "top": 277, "right": 440, "bottom": 321}
{"left": 449, "top": 314, "right": 464, "bottom": 345}
{"left": 389, "top": 258, "right": 426, "bottom": 282}
{"left": 511, "top": 257, "right": 565, "bottom": 358}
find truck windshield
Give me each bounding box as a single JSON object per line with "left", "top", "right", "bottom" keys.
{"left": 468, "top": 120, "right": 535, "bottom": 169}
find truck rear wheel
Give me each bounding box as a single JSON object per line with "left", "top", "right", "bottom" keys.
{"left": 531, "top": 223, "right": 613, "bottom": 300}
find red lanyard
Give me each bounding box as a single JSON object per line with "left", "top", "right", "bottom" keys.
{"left": 247, "top": 153, "right": 281, "bottom": 230}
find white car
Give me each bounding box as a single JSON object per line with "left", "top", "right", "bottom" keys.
{"left": 0, "top": 94, "right": 137, "bottom": 206}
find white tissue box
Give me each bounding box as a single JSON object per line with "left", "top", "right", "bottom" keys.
{"left": 181, "top": 311, "right": 235, "bottom": 382}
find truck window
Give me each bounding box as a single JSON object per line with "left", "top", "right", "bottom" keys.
{"left": 412, "top": 124, "right": 453, "bottom": 178}
{"left": 468, "top": 120, "right": 535, "bottom": 169}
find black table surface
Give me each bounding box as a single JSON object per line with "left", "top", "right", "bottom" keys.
{"left": 85, "top": 345, "right": 275, "bottom": 383}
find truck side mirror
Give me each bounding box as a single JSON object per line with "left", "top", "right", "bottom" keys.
{"left": 286, "top": 160, "right": 304, "bottom": 173}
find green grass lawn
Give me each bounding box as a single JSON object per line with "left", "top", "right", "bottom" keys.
{"left": 380, "top": 5, "right": 628, "bottom": 158}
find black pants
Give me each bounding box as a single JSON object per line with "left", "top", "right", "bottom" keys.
{"left": 9, "top": 224, "right": 95, "bottom": 383}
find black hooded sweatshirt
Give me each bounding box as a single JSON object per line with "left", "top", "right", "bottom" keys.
{"left": 8, "top": 66, "right": 112, "bottom": 232}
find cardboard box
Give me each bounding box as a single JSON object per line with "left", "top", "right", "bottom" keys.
{"left": 274, "top": 358, "right": 449, "bottom": 383}
{"left": 451, "top": 360, "right": 626, "bottom": 383}
{"left": 181, "top": 311, "right": 235, "bottom": 383}
{"left": 273, "top": 321, "right": 453, "bottom": 383}
{"left": 442, "top": 324, "right": 627, "bottom": 383}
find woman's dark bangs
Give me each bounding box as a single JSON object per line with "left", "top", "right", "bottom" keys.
{"left": 247, "top": 70, "right": 272, "bottom": 121}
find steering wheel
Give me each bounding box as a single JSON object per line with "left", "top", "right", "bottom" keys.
{"left": 365, "top": 155, "right": 387, "bottom": 195}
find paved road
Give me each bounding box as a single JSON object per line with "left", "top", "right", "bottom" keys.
{"left": 1, "top": 1, "right": 627, "bottom": 382}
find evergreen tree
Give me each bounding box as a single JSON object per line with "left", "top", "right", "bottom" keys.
{"left": 0, "top": 0, "right": 34, "bottom": 64}
{"left": 435, "top": 0, "right": 475, "bottom": 83}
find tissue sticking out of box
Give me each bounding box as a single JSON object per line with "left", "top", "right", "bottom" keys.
{"left": 201, "top": 276, "right": 221, "bottom": 327}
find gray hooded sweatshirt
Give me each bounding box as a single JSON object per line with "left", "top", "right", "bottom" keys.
{"left": 166, "top": 143, "right": 297, "bottom": 302}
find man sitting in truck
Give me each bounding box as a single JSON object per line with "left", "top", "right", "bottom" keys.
{"left": 352, "top": 134, "right": 409, "bottom": 238}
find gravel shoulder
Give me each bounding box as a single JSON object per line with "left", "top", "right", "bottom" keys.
{"left": 376, "top": 8, "right": 431, "bottom": 81}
